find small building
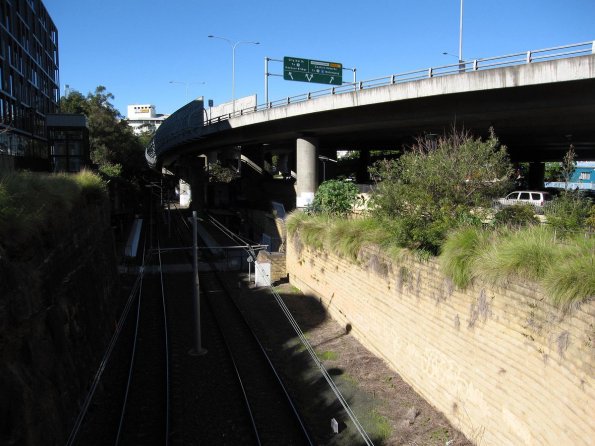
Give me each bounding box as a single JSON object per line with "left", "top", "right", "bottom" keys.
{"left": 46, "top": 114, "right": 89, "bottom": 172}
{"left": 126, "top": 104, "right": 168, "bottom": 135}
{"left": 545, "top": 162, "right": 595, "bottom": 190}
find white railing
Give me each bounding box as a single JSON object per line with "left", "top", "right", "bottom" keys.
{"left": 205, "top": 40, "right": 594, "bottom": 125}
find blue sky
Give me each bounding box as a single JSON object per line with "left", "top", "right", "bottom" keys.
{"left": 43, "top": 0, "right": 595, "bottom": 117}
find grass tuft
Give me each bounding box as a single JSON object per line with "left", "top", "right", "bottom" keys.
{"left": 439, "top": 226, "right": 491, "bottom": 288}
{"left": 473, "top": 226, "right": 559, "bottom": 285}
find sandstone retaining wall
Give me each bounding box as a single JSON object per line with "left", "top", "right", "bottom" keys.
{"left": 0, "top": 199, "right": 120, "bottom": 445}
{"left": 287, "top": 239, "right": 594, "bottom": 445}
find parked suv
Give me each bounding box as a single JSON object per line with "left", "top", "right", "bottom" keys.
{"left": 495, "top": 191, "right": 553, "bottom": 209}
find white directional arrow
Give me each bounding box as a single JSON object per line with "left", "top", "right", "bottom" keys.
{"left": 305, "top": 73, "right": 313, "bottom": 82}
{"left": 288, "top": 72, "right": 294, "bottom": 80}
{"left": 329, "top": 77, "right": 334, "bottom": 84}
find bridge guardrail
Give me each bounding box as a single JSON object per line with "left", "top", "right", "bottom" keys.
{"left": 205, "top": 40, "right": 594, "bottom": 125}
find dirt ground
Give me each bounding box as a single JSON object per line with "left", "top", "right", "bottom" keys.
{"left": 232, "top": 278, "right": 474, "bottom": 446}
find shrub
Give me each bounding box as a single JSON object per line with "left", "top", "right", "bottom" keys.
{"left": 311, "top": 179, "right": 360, "bottom": 216}
{"left": 0, "top": 171, "right": 106, "bottom": 252}
{"left": 493, "top": 204, "right": 538, "bottom": 227}
{"left": 586, "top": 205, "right": 595, "bottom": 231}
{"left": 544, "top": 191, "right": 592, "bottom": 232}
{"left": 74, "top": 170, "right": 107, "bottom": 202}
{"left": 368, "top": 129, "right": 512, "bottom": 253}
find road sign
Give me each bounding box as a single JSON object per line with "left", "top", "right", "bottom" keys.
{"left": 283, "top": 56, "right": 343, "bottom": 85}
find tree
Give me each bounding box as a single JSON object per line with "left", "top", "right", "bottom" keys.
{"left": 561, "top": 145, "right": 577, "bottom": 190}
{"left": 60, "top": 86, "right": 147, "bottom": 179}
{"left": 368, "top": 129, "right": 512, "bottom": 252}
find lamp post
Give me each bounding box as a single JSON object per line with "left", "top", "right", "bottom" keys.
{"left": 442, "top": 0, "right": 464, "bottom": 71}
{"left": 318, "top": 155, "right": 337, "bottom": 182}
{"left": 458, "top": 0, "right": 464, "bottom": 63}
{"left": 208, "top": 35, "right": 260, "bottom": 114}
{"left": 169, "top": 80, "right": 205, "bottom": 103}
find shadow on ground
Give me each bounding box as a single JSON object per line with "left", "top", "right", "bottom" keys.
{"left": 231, "top": 280, "right": 390, "bottom": 446}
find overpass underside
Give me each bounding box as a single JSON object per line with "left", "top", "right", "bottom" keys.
{"left": 150, "top": 54, "right": 595, "bottom": 208}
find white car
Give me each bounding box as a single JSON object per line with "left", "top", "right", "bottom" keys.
{"left": 495, "top": 191, "right": 553, "bottom": 209}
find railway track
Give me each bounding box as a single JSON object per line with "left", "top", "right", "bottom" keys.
{"left": 67, "top": 203, "right": 314, "bottom": 445}
{"left": 169, "top": 207, "right": 314, "bottom": 445}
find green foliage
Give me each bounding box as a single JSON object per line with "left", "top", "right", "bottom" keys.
{"left": 286, "top": 210, "right": 310, "bottom": 237}
{"left": 544, "top": 162, "right": 563, "bottom": 181}
{"left": 98, "top": 162, "right": 122, "bottom": 178}
{"left": 542, "top": 249, "right": 595, "bottom": 307}
{"left": 74, "top": 169, "right": 108, "bottom": 202}
{"left": 544, "top": 191, "right": 592, "bottom": 232}
{"left": 208, "top": 161, "right": 239, "bottom": 183}
{"left": 0, "top": 171, "right": 107, "bottom": 253}
{"left": 311, "top": 179, "right": 360, "bottom": 215}
{"left": 286, "top": 212, "right": 331, "bottom": 251}
{"left": 60, "top": 86, "right": 147, "bottom": 179}
{"left": 439, "top": 226, "right": 492, "bottom": 288}
{"left": 327, "top": 218, "right": 386, "bottom": 260}
{"left": 473, "top": 227, "right": 559, "bottom": 283}
{"left": 586, "top": 205, "right": 595, "bottom": 231}
{"left": 493, "top": 204, "right": 538, "bottom": 227}
{"left": 290, "top": 210, "right": 595, "bottom": 307}
{"left": 560, "top": 145, "right": 577, "bottom": 187}
{"left": 368, "top": 129, "right": 512, "bottom": 253}
{"left": 316, "top": 350, "right": 338, "bottom": 361}
{"left": 440, "top": 225, "right": 595, "bottom": 307}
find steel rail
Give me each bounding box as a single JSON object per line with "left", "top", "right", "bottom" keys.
{"left": 201, "top": 262, "right": 315, "bottom": 446}
{"left": 205, "top": 213, "right": 375, "bottom": 445}
{"left": 173, "top": 210, "right": 314, "bottom": 445}
{"left": 114, "top": 243, "right": 146, "bottom": 445}
{"left": 168, "top": 209, "right": 263, "bottom": 444}
{"left": 64, "top": 242, "right": 150, "bottom": 446}
{"left": 204, "top": 290, "right": 263, "bottom": 446}
{"left": 157, "top": 239, "right": 171, "bottom": 446}
{"left": 115, "top": 213, "right": 171, "bottom": 445}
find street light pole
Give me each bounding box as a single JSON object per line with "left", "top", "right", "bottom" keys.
{"left": 318, "top": 155, "right": 337, "bottom": 182}
{"left": 208, "top": 35, "right": 260, "bottom": 114}
{"left": 459, "top": 0, "right": 464, "bottom": 63}
{"left": 169, "top": 80, "right": 205, "bottom": 103}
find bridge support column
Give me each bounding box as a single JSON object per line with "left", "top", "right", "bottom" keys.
{"left": 296, "top": 137, "right": 318, "bottom": 208}
{"left": 356, "top": 149, "right": 371, "bottom": 183}
{"left": 528, "top": 162, "right": 545, "bottom": 190}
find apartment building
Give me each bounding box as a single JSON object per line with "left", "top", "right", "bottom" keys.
{"left": 0, "top": 0, "right": 59, "bottom": 171}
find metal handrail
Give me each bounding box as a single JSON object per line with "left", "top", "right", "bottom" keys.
{"left": 205, "top": 40, "right": 594, "bottom": 125}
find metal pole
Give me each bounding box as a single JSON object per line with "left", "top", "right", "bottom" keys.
{"left": 190, "top": 211, "right": 207, "bottom": 356}
{"left": 232, "top": 43, "right": 236, "bottom": 114}
{"left": 459, "top": 0, "right": 464, "bottom": 63}
{"left": 264, "top": 57, "right": 269, "bottom": 105}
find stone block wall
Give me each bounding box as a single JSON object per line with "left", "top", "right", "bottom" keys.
{"left": 287, "top": 239, "right": 594, "bottom": 446}
{"left": 256, "top": 250, "right": 287, "bottom": 283}
{"left": 0, "top": 199, "right": 120, "bottom": 445}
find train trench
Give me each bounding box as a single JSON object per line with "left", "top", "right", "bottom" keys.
{"left": 66, "top": 206, "right": 472, "bottom": 446}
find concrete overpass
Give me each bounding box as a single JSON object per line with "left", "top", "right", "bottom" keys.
{"left": 146, "top": 41, "right": 595, "bottom": 207}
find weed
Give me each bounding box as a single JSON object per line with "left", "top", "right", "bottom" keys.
{"left": 316, "top": 350, "right": 339, "bottom": 361}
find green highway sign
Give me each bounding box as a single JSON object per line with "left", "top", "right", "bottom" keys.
{"left": 283, "top": 56, "right": 343, "bottom": 85}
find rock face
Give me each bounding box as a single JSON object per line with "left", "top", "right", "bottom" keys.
{"left": 0, "top": 200, "right": 120, "bottom": 446}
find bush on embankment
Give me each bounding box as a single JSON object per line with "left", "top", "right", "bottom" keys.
{"left": 287, "top": 212, "right": 595, "bottom": 308}
{"left": 0, "top": 170, "right": 107, "bottom": 256}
